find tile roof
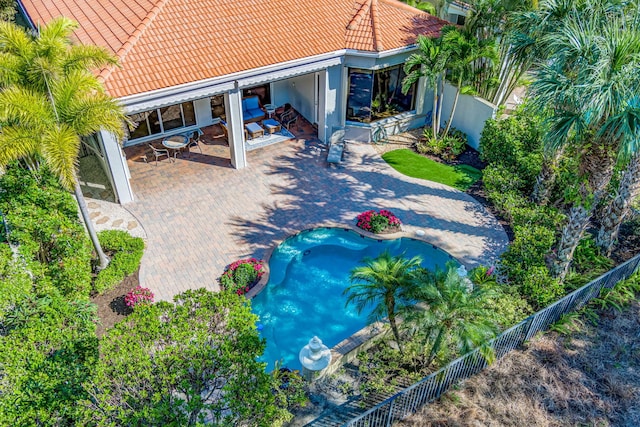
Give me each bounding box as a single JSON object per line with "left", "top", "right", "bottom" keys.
{"left": 19, "top": 0, "right": 448, "bottom": 98}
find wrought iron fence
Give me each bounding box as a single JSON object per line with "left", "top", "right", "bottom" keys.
{"left": 342, "top": 254, "right": 640, "bottom": 427}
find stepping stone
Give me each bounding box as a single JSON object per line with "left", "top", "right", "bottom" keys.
{"left": 127, "top": 221, "right": 138, "bottom": 230}
{"left": 112, "top": 219, "right": 123, "bottom": 227}
{"left": 96, "top": 217, "right": 109, "bottom": 225}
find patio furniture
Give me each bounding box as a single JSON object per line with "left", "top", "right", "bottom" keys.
{"left": 186, "top": 129, "right": 204, "bottom": 155}
{"left": 278, "top": 104, "right": 298, "bottom": 130}
{"left": 242, "top": 96, "right": 266, "bottom": 122}
{"left": 245, "top": 122, "right": 264, "bottom": 139}
{"left": 147, "top": 144, "right": 173, "bottom": 165}
{"left": 263, "top": 103, "right": 276, "bottom": 118}
{"left": 262, "top": 118, "right": 281, "bottom": 135}
{"left": 162, "top": 134, "right": 189, "bottom": 158}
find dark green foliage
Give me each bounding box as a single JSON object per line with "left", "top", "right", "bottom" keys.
{"left": 480, "top": 109, "right": 544, "bottom": 187}
{"left": 368, "top": 214, "right": 390, "bottom": 234}
{"left": 0, "top": 0, "right": 15, "bottom": 22}
{"left": 469, "top": 266, "right": 534, "bottom": 328}
{"left": 520, "top": 266, "right": 565, "bottom": 310}
{"left": 0, "top": 287, "right": 98, "bottom": 425}
{"left": 84, "top": 289, "right": 296, "bottom": 426}
{"left": 0, "top": 165, "right": 92, "bottom": 298}
{"left": 93, "top": 230, "right": 144, "bottom": 294}
{"left": 500, "top": 224, "right": 555, "bottom": 283}
{"left": 571, "top": 236, "right": 614, "bottom": 275}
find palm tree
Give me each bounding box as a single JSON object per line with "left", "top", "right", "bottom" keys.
{"left": 344, "top": 251, "right": 422, "bottom": 348}
{"left": 596, "top": 153, "right": 640, "bottom": 255}
{"left": 401, "top": 265, "right": 497, "bottom": 369}
{"left": 526, "top": 0, "right": 640, "bottom": 279}
{"left": 0, "top": 18, "right": 126, "bottom": 270}
{"left": 439, "top": 26, "right": 497, "bottom": 138}
{"left": 402, "top": 34, "right": 450, "bottom": 139}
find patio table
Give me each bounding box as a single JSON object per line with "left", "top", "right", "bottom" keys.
{"left": 162, "top": 135, "right": 189, "bottom": 158}
{"left": 263, "top": 104, "right": 276, "bottom": 118}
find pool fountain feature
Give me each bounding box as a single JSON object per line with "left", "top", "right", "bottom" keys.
{"left": 251, "top": 227, "right": 459, "bottom": 371}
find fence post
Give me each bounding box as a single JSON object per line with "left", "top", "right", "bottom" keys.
{"left": 522, "top": 313, "right": 538, "bottom": 342}
{"left": 386, "top": 398, "right": 395, "bottom": 427}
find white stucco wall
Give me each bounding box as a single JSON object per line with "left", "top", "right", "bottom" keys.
{"left": 193, "top": 97, "right": 214, "bottom": 127}
{"left": 439, "top": 83, "right": 497, "bottom": 150}
{"left": 272, "top": 73, "right": 316, "bottom": 123}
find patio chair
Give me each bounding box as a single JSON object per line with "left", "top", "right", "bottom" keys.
{"left": 278, "top": 104, "right": 298, "bottom": 130}
{"left": 147, "top": 144, "right": 173, "bottom": 165}
{"left": 187, "top": 129, "right": 203, "bottom": 155}
{"left": 220, "top": 120, "right": 230, "bottom": 145}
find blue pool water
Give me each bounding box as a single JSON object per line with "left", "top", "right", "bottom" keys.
{"left": 251, "top": 228, "right": 458, "bottom": 371}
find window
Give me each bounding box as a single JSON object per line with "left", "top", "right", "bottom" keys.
{"left": 242, "top": 84, "right": 271, "bottom": 106}
{"left": 346, "top": 65, "right": 416, "bottom": 123}
{"left": 210, "top": 95, "right": 226, "bottom": 120}
{"left": 126, "top": 101, "right": 196, "bottom": 141}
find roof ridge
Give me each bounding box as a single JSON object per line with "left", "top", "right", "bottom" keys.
{"left": 370, "top": 0, "right": 383, "bottom": 51}
{"left": 98, "top": 0, "right": 171, "bottom": 84}
{"left": 347, "top": 0, "right": 372, "bottom": 31}
{"left": 379, "top": 0, "right": 453, "bottom": 29}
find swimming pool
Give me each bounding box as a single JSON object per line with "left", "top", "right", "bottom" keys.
{"left": 251, "top": 227, "right": 458, "bottom": 371}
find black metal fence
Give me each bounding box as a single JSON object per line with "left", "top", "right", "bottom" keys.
{"left": 342, "top": 254, "right": 640, "bottom": 427}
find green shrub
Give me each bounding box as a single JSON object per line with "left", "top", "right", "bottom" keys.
{"left": 0, "top": 166, "right": 93, "bottom": 298}
{"left": 519, "top": 266, "right": 565, "bottom": 310}
{"left": 510, "top": 204, "right": 564, "bottom": 230}
{"left": 483, "top": 164, "right": 527, "bottom": 196}
{"left": 572, "top": 236, "right": 613, "bottom": 275}
{"left": 475, "top": 281, "right": 533, "bottom": 327}
{"left": 479, "top": 110, "right": 544, "bottom": 176}
{"left": 499, "top": 224, "right": 556, "bottom": 285}
{"left": 417, "top": 129, "right": 467, "bottom": 161}
{"left": 369, "top": 214, "right": 389, "bottom": 234}
{"left": 219, "top": 258, "right": 266, "bottom": 295}
{"left": 93, "top": 230, "right": 144, "bottom": 294}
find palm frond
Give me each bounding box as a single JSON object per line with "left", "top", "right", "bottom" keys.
{"left": 0, "top": 86, "right": 53, "bottom": 127}
{"left": 0, "top": 126, "right": 41, "bottom": 166}
{"left": 63, "top": 44, "right": 118, "bottom": 72}
{"left": 41, "top": 124, "right": 80, "bottom": 190}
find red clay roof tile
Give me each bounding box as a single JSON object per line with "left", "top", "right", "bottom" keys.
{"left": 20, "top": 0, "right": 448, "bottom": 98}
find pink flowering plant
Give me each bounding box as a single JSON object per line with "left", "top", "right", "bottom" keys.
{"left": 220, "top": 258, "right": 266, "bottom": 295}
{"left": 125, "top": 286, "right": 155, "bottom": 308}
{"left": 356, "top": 209, "right": 402, "bottom": 234}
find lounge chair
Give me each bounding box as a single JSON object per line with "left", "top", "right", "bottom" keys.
{"left": 242, "top": 96, "right": 266, "bottom": 122}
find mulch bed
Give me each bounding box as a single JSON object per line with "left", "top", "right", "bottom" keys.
{"left": 91, "top": 268, "right": 139, "bottom": 337}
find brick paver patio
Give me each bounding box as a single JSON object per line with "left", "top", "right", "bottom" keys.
{"left": 124, "top": 125, "right": 508, "bottom": 301}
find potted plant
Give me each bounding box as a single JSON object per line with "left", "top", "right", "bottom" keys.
{"left": 356, "top": 209, "right": 402, "bottom": 234}
{"left": 220, "top": 258, "right": 266, "bottom": 295}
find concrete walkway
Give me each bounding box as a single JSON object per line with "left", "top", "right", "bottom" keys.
{"left": 123, "top": 133, "right": 508, "bottom": 301}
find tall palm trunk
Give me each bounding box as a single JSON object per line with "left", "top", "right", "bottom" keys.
{"left": 74, "top": 178, "right": 110, "bottom": 271}
{"left": 531, "top": 148, "right": 564, "bottom": 205}
{"left": 442, "top": 76, "right": 462, "bottom": 139}
{"left": 551, "top": 203, "right": 592, "bottom": 280}
{"left": 386, "top": 295, "right": 402, "bottom": 352}
{"left": 551, "top": 144, "right": 616, "bottom": 280}
{"left": 431, "top": 78, "right": 439, "bottom": 138}
{"left": 596, "top": 154, "right": 640, "bottom": 256}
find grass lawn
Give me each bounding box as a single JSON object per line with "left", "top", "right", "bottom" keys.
{"left": 381, "top": 149, "right": 482, "bottom": 191}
